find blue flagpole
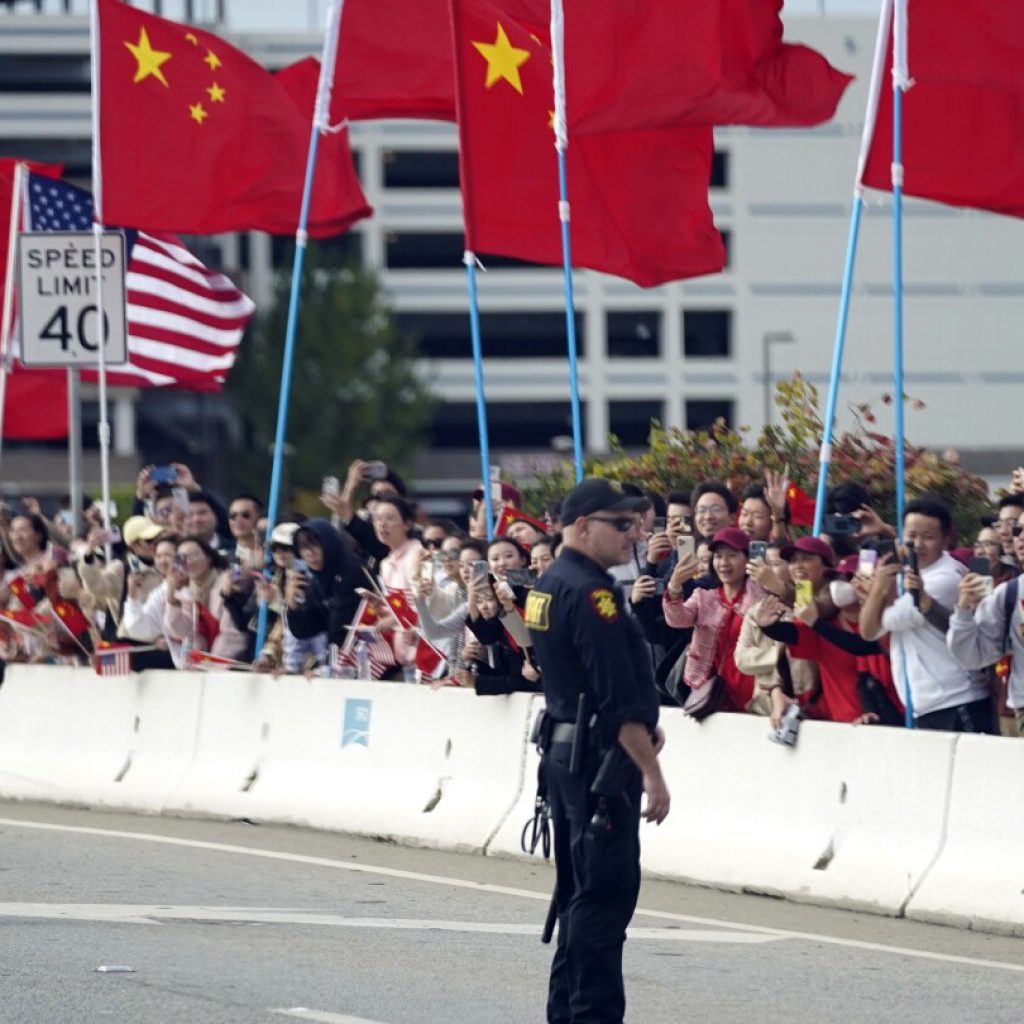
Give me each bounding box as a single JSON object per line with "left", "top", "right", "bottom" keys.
{"left": 463, "top": 252, "right": 495, "bottom": 540}
{"left": 255, "top": 2, "right": 342, "bottom": 653}
{"left": 812, "top": 196, "right": 864, "bottom": 536}
{"left": 890, "top": 0, "right": 913, "bottom": 727}
{"left": 556, "top": 150, "right": 584, "bottom": 484}
{"left": 550, "top": 0, "right": 583, "bottom": 484}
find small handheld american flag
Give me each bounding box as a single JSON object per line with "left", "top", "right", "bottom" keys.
{"left": 94, "top": 645, "right": 132, "bottom": 677}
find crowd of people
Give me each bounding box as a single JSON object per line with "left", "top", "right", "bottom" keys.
{"left": 2, "top": 456, "right": 1023, "bottom": 736}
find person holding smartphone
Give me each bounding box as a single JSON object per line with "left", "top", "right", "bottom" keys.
{"left": 860, "top": 497, "right": 994, "bottom": 733}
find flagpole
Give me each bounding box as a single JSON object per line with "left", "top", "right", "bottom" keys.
{"left": 0, "top": 160, "right": 27, "bottom": 480}
{"left": 89, "top": 0, "right": 114, "bottom": 556}
{"left": 812, "top": 0, "right": 893, "bottom": 536}
{"left": 891, "top": 0, "right": 914, "bottom": 728}
{"left": 255, "top": 0, "right": 344, "bottom": 652}
{"left": 462, "top": 251, "right": 495, "bottom": 540}
{"left": 549, "top": 0, "right": 583, "bottom": 484}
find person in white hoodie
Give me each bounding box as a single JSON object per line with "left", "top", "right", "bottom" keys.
{"left": 859, "top": 497, "right": 994, "bottom": 732}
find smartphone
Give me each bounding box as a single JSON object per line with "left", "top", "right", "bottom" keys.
{"left": 794, "top": 579, "right": 814, "bottom": 609}
{"left": 822, "top": 513, "right": 858, "bottom": 536}
{"left": 364, "top": 460, "right": 388, "bottom": 481}
{"left": 172, "top": 487, "right": 190, "bottom": 515}
{"left": 150, "top": 465, "right": 177, "bottom": 486}
{"left": 173, "top": 553, "right": 188, "bottom": 574}
{"left": 322, "top": 475, "right": 340, "bottom": 498}
{"left": 506, "top": 568, "right": 538, "bottom": 588}
{"left": 653, "top": 578, "right": 667, "bottom": 597}
{"left": 902, "top": 547, "right": 919, "bottom": 574}
{"left": 92, "top": 499, "right": 118, "bottom": 520}
{"left": 969, "top": 555, "right": 994, "bottom": 597}
{"left": 292, "top": 558, "right": 311, "bottom": 577}
{"left": 857, "top": 548, "right": 879, "bottom": 577}
{"left": 676, "top": 535, "right": 696, "bottom": 562}
{"left": 749, "top": 540, "right": 767, "bottom": 562}
{"left": 418, "top": 559, "right": 435, "bottom": 583}
{"left": 126, "top": 552, "right": 141, "bottom": 574}
{"left": 471, "top": 559, "right": 489, "bottom": 581}
{"left": 652, "top": 516, "right": 667, "bottom": 532}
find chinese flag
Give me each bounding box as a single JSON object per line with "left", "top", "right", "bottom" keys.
{"left": 0, "top": 159, "right": 70, "bottom": 441}
{"left": 786, "top": 483, "right": 817, "bottom": 528}
{"left": 50, "top": 598, "right": 93, "bottom": 638}
{"left": 195, "top": 601, "right": 221, "bottom": 649}
{"left": 97, "top": 0, "right": 370, "bottom": 237}
{"left": 572, "top": 0, "right": 850, "bottom": 134}
{"left": 385, "top": 589, "right": 419, "bottom": 629}
{"left": 451, "top": 0, "right": 725, "bottom": 287}
{"left": 414, "top": 635, "right": 448, "bottom": 680}
{"left": 861, "top": 1, "right": 1024, "bottom": 217}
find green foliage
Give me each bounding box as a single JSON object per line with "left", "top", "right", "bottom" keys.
{"left": 527, "top": 375, "right": 990, "bottom": 542}
{"left": 225, "top": 250, "right": 435, "bottom": 497}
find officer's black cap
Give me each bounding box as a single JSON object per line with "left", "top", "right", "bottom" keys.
{"left": 561, "top": 478, "right": 647, "bottom": 523}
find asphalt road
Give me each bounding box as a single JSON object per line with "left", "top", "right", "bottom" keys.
{"left": 0, "top": 801, "right": 1022, "bottom": 1023}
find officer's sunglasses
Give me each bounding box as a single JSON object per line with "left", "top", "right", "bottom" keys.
{"left": 587, "top": 514, "right": 636, "bottom": 532}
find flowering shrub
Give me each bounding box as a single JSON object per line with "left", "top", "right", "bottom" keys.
{"left": 526, "top": 374, "right": 990, "bottom": 542}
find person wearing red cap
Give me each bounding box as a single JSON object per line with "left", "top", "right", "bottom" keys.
{"left": 663, "top": 527, "right": 768, "bottom": 714}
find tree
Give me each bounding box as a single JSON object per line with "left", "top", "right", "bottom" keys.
{"left": 226, "top": 250, "right": 435, "bottom": 500}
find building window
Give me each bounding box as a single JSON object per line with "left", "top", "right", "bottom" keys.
{"left": 606, "top": 311, "right": 661, "bottom": 358}
{"left": 0, "top": 56, "right": 91, "bottom": 93}
{"left": 720, "top": 229, "right": 732, "bottom": 269}
{"left": 683, "top": 309, "right": 732, "bottom": 358}
{"left": 272, "top": 233, "right": 363, "bottom": 270}
{"left": 430, "top": 400, "right": 587, "bottom": 450}
{"left": 395, "top": 310, "right": 584, "bottom": 359}
{"left": 385, "top": 231, "right": 464, "bottom": 270}
{"left": 609, "top": 400, "right": 663, "bottom": 447}
{"left": 685, "top": 399, "right": 734, "bottom": 432}
{"left": 710, "top": 150, "right": 729, "bottom": 189}
{"left": 382, "top": 149, "right": 460, "bottom": 189}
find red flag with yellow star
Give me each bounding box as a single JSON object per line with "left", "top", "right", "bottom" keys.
{"left": 450, "top": 0, "right": 725, "bottom": 287}
{"left": 384, "top": 589, "right": 419, "bottom": 630}
{"left": 97, "top": 0, "right": 370, "bottom": 237}
{"left": 786, "top": 483, "right": 817, "bottom": 528}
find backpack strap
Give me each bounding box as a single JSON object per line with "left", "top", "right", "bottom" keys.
{"left": 1002, "top": 576, "right": 1019, "bottom": 654}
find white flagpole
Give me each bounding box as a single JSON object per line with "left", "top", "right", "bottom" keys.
{"left": 89, "top": 0, "right": 114, "bottom": 555}
{"left": 0, "top": 160, "right": 27, "bottom": 479}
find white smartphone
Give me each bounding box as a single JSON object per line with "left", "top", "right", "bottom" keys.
{"left": 676, "top": 535, "right": 696, "bottom": 561}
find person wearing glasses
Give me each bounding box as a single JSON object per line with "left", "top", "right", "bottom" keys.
{"left": 973, "top": 523, "right": 1019, "bottom": 586}
{"left": 226, "top": 494, "right": 265, "bottom": 571}
{"left": 524, "top": 477, "right": 669, "bottom": 1024}
{"left": 690, "top": 480, "right": 737, "bottom": 540}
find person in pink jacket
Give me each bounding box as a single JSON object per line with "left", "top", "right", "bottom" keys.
{"left": 662, "top": 527, "right": 767, "bottom": 713}
{"left": 163, "top": 536, "right": 248, "bottom": 667}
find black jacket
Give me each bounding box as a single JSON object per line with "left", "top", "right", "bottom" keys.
{"left": 286, "top": 518, "right": 364, "bottom": 646}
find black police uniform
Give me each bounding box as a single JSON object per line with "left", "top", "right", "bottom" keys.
{"left": 525, "top": 545, "right": 660, "bottom": 1024}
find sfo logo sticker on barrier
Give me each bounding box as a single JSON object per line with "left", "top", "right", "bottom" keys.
{"left": 342, "top": 698, "right": 372, "bottom": 748}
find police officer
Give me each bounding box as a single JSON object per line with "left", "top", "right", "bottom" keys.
{"left": 524, "top": 478, "right": 670, "bottom": 1024}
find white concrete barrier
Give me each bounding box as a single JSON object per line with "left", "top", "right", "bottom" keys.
{"left": 0, "top": 665, "right": 204, "bottom": 812}
{"left": 642, "top": 710, "right": 958, "bottom": 915}
{"left": 906, "top": 733, "right": 1024, "bottom": 936}
{"left": 163, "top": 673, "right": 536, "bottom": 852}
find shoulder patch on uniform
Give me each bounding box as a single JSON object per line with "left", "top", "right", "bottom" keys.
{"left": 524, "top": 590, "right": 552, "bottom": 632}
{"left": 589, "top": 588, "right": 618, "bottom": 622}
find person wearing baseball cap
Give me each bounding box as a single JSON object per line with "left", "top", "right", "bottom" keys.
{"left": 523, "top": 476, "right": 668, "bottom": 1023}
{"left": 663, "top": 525, "right": 768, "bottom": 718}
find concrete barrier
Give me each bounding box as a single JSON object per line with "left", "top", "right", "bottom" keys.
{"left": 643, "top": 710, "right": 959, "bottom": 913}
{"left": 0, "top": 665, "right": 204, "bottom": 812}
{"left": 163, "top": 673, "right": 536, "bottom": 853}
{"left": 906, "top": 733, "right": 1024, "bottom": 936}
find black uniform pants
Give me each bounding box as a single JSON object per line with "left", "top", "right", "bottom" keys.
{"left": 544, "top": 747, "right": 642, "bottom": 1024}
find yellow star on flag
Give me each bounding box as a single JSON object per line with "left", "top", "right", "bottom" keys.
{"left": 207, "top": 82, "right": 226, "bottom": 103}
{"left": 204, "top": 49, "right": 222, "bottom": 71}
{"left": 472, "top": 23, "right": 530, "bottom": 94}
{"left": 189, "top": 102, "right": 208, "bottom": 124}
{"left": 124, "top": 27, "right": 172, "bottom": 87}
{"left": 184, "top": 32, "right": 198, "bottom": 45}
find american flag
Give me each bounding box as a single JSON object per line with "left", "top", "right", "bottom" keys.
{"left": 95, "top": 645, "right": 132, "bottom": 677}
{"left": 26, "top": 173, "right": 255, "bottom": 390}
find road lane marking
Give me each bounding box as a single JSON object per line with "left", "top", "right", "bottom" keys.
{"left": 0, "top": 903, "right": 779, "bottom": 942}
{"left": 273, "top": 1011, "right": 385, "bottom": 1024}
{"left": 3, "top": 816, "right": 1024, "bottom": 976}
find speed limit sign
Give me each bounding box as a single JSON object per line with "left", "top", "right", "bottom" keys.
{"left": 16, "top": 231, "right": 128, "bottom": 368}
